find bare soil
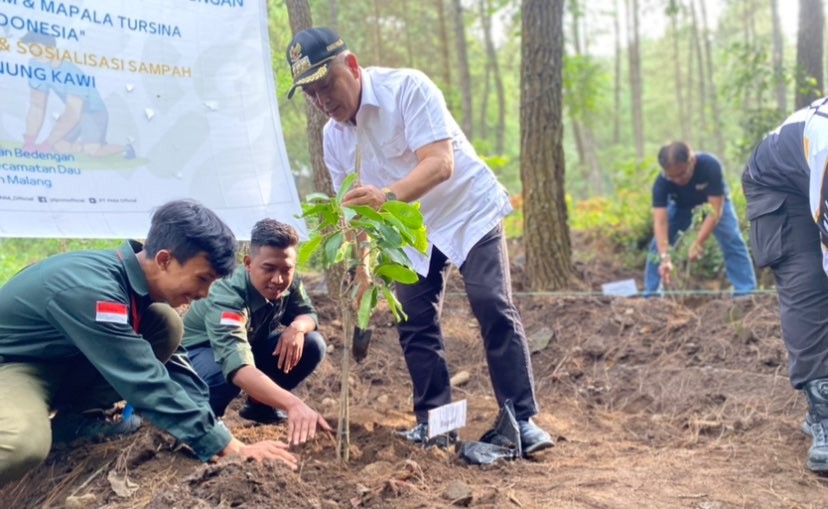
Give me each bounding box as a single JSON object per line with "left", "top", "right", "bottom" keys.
{"left": 3, "top": 237, "right": 827, "bottom": 509}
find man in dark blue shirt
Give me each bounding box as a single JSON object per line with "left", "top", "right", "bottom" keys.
{"left": 643, "top": 141, "right": 756, "bottom": 296}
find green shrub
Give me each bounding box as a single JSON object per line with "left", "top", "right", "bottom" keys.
{"left": 0, "top": 238, "right": 121, "bottom": 286}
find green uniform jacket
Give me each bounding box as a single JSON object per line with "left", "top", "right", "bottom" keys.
{"left": 0, "top": 240, "right": 232, "bottom": 460}
{"left": 182, "top": 266, "right": 318, "bottom": 381}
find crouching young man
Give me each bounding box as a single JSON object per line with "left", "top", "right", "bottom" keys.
{"left": 183, "top": 219, "right": 331, "bottom": 446}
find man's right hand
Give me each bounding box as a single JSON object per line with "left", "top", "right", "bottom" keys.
{"left": 286, "top": 400, "right": 333, "bottom": 446}
{"left": 658, "top": 259, "right": 673, "bottom": 285}
{"left": 220, "top": 437, "right": 298, "bottom": 470}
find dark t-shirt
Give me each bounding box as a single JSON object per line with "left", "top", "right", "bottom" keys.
{"left": 652, "top": 152, "right": 727, "bottom": 208}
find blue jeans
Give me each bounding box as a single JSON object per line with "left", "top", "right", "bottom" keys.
{"left": 187, "top": 330, "right": 326, "bottom": 416}
{"left": 643, "top": 198, "right": 757, "bottom": 296}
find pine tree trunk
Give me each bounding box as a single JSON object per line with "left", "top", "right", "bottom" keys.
{"left": 613, "top": 4, "right": 621, "bottom": 144}
{"left": 796, "top": 0, "right": 824, "bottom": 108}
{"left": 521, "top": 0, "right": 571, "bottom": 290}
{"left": 670, "top": 4, "right": 688, "bottom": 141}
{"left": 327, "top": 0, "right": 339, "bottom": 31}
{"left": 452, "top": 0, "right": 474, "bottom": 138}
{"left": 770, "top": 0, "right": 787, "bottom": 113}
{"left": 436, "top": 0, "right": 453, "bottom": 90}
{"left": 690, "top": 0, "right": 707, "bottom": 148}
{"left": 479, "top": 0, "right": 505, "bottom": 153}
{"left": 372, "top": 0, "right": 383, "bottom": 64}
{"left": 402, "top": 0, "right": 415, "bottom": 67}
{"left": 625, "top": 0, "right": 645, "bottom": 159}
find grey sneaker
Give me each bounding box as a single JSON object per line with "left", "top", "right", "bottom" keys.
{"left": 396, "top": 423, "right": 458, "bottom": 449}
{"left": 518, "top": 419, "right": 554, "bottom": 455}
{"left": 52, "top": 408, "right": 142, "bottom": 445}
{"left": 803, "top": 379, "right": 828, "bottom": 472}
{"left": 807, "top": 419, "right": 828, "bottom": 472}
{"left": 803, "top": 414, "right": 816, "bottom": 436}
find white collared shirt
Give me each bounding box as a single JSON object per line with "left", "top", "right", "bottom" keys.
{"left": 323, "top": 66, "right": 512, "bottom": 276}
{"left": 802, "top": 98, "right": 828, "bottom": 275}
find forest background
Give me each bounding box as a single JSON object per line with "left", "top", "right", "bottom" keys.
{"left": 0, "top": 0, "right": 822, "bottom": 289}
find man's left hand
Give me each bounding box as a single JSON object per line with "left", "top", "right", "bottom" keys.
{"left": 688, "top": 242, "right": 703, "bottom": 261}
{"left": 274, "top": 325, "right": 305, "bottom": 373}
{"left": 342, "top": 185, "right": 385, "bottom": 209}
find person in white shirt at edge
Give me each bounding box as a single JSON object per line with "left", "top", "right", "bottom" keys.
{"left": 285, "top": 27, "right": 553, "bottom": 454}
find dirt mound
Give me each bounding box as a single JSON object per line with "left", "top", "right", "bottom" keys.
{"left": 3, "top": 266, "right": 828, "bottom": 507}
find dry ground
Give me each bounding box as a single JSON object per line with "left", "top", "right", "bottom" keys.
{"left": 2, "top": 239, "right": 827, "bottom": 508}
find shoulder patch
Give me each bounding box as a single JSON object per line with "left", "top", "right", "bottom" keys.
{"left": 220, "top": 311, "right": 244, "bottom": 327}
{"left": 96, "top": 301, "right": 129, "bottom": 324}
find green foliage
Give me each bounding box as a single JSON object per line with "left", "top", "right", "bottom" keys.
{"left": 652, "top": 204, "right": 724, "bottom": 289}
{"left": 795, "top": 68, "right": 824, "bottom": 105}
{"left": 568, "top": 156, "right": 656, "bottom": 256}
{"left": 0, "top": 238, "right": 121, "bottom": 286}
{"left": 563, "top": 54, "right": 609, "bottom": 121}
{"left": 298, "top": 174, "right": 427, "bottom": 328}
{"left": 720, "top": 41, "right": 788, "bottom": 161}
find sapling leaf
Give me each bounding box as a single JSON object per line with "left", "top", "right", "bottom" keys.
{"left": 298, "top": 235, "right": 323, "bottom": 267}
{"left": 374, "top": 263, "right": 419, "bottom": 284}
{"left": 336, "top": 173, "right": 357, "bottom": 203}
{"left": 335, "top": 240, "right": 353, "bottom": 263}
{"left": 347, "top": 205, "right": 384, "bottom": 222}
{"left": 382, "top": 200, "right": 424, "bottom": 229}
{"left": 305, "top": 192, "right": 330, "bottom": 203}
{"left": 357, "top": 287, "right": 378, "bottom": 329}
{"left": 323, "top": 231, "right": 344, "bottom": 264}
{"left": 381, "top": 285, "right": 407, "bottom": 322}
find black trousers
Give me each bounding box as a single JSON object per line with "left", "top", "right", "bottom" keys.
{"left": 395, "top": 223, "right": 539, "bottom": 422}
{"left": 744, "top": 179, "right": 828, "bottom": 388}
{"left": 188, "top": 330, "right": 326, "bottom": 416}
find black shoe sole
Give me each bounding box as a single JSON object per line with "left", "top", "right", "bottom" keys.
{"left": 807, "top": 460, "right": 828, "bottom": 472}
{"left": 523, "top": 440, "right": 554, "bottom": 455}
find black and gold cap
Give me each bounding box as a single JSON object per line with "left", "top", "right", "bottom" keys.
{"left": 286, "top": 27, "right": 347, "bottom": 99}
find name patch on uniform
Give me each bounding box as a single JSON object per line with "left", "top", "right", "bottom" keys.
{"left": 220, "top": 311, "right": 244, "bottom": 327}
{"left": 95, "top": 301, "right": 129, "bottom": 324}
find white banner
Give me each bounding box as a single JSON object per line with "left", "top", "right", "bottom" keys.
{"left": 0, "top": 0, "right": 305, "bottom": 240}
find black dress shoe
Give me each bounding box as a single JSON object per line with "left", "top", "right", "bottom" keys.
{"left": 239, "top": 402, "right": 288, "bottom": 424}
{"left": 518, "top": 419, "right": 553, "bottom": 454}
{"left": 396, "top": 423, "right": 458, "bottom": 448}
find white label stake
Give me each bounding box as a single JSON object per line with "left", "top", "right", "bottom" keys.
{"left": 427, "top": 399, "right": 467, "bottom": 438}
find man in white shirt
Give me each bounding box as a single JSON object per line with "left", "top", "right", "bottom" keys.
{"left": 742, "top": 97, "right": 828, "bottom": 473}
{"left": 286, "top": 27, "right": 552, "bottom": 455}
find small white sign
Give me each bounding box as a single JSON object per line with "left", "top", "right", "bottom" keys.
{"left": 601, "top": 278, "right": 639, "bottom": 297}
{"left": 427, "top": 399, "right": 467, "bottom": 438}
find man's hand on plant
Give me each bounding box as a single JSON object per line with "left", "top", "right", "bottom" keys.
{"left": 342, "top": 184, "right": 385, "bottom": 209}
{"left": 285, "top": 400, "right": 333, "bottom": 446}
{"left": 688, "top": 242, "right": 703, "bottom": 261}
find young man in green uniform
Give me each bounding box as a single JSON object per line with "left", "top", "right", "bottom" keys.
{"left": 183, "top": 219, "right": 331, "bottom": 446}
{"left": 0, "top": 200, "right": 298, "bottom": 485}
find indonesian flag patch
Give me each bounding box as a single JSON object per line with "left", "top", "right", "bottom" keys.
{"left": 95, "top": 301, "right": 129, "bottom": 324}
{"left": 220, "top": 311, "right": 244, "bottom": 327}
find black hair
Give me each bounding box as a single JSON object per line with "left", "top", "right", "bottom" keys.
{"left": 144, "top": 200, "right": 237, "bottom": 277}
{"left": 250, "top": 219, "right": 299, "bottom": 252}
{"left": 657, "top": 141, "right": 693, "bottom": 169}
